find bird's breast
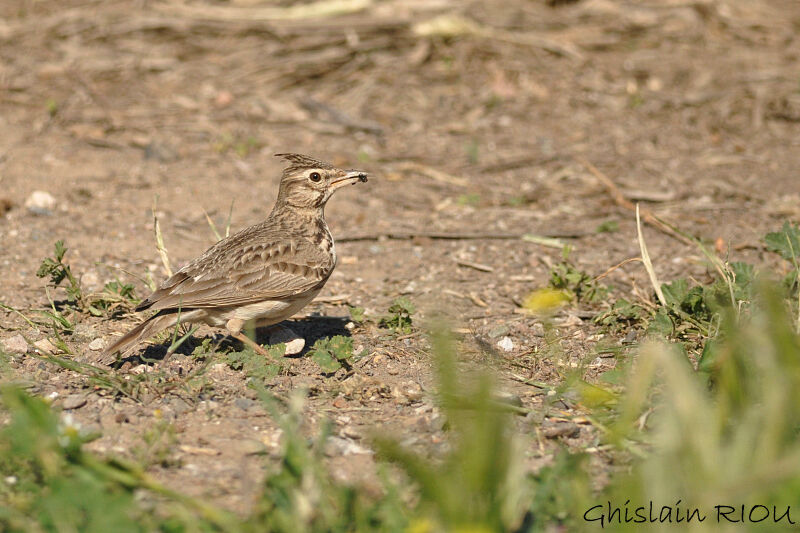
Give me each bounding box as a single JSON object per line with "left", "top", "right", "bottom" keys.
{"left": 313, "top": 222, "right": 335, "bottom": 265}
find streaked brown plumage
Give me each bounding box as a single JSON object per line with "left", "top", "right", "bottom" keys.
{"left": 99, "top": 153, "right": 367, "bottom": 364}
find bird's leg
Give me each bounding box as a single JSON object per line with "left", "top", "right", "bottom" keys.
{"left": 226, "top": 318, "right": 270, "bottom": 356}
{"left": 231, "top": 331, "right": 271, "bottom": 356}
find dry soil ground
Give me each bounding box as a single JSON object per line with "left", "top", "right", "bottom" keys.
{"left": 1, "top": 0, "right": 799, "bottom": 515}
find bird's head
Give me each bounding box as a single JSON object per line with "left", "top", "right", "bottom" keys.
{"left": 273, "top": 153, "right": 368, "bottom": 210}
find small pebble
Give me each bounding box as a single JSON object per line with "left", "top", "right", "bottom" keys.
{"left": 87, "top": 338, "right": 105, "bottom": 351}
{"left": 542, "top": 421, "right": 580, "bottom": 439}
{"left": 214, "top": 90, "right": 234, "bottom": 108}
{"left": 33, "top": 338, "right": 57, "bottom": 354}
{"left": 234, "top": 397, "right": 257, "bottom": 411}
{"left": 2, "top": 334, "right": 28, "bottom": 354}
{"left": 80, "top": 271, "right": 101, "bottom": 292}
{"left": 268, "top": 327, "right": 305, "bottom": 355}
{"left": 325, "top": 436, "right": 371, "bottom": 457}
{"left": 497, "top": 336, "right": 514, "bottom": 352}
{"left": 488, "top": 325, "right": 509, "bottom": 339}
{"left": 341, "top": 426, "right": 362, "bottom": 439}
{"left": 284, "top": 338, "right": 305, "bottom": 355}
{"left": 494, "top": 391, "right": 523, "bottom": 408}
{"left": 63, "top": 395, "right": 87, "bottom": 410}
{"left": 130, "top": 364, "right": 154, "bottom": 374}
{"left": 209, "top": 362, "right": 229, "bottom": 374}
{"left": 72, "top": 323, "right": 96, "bottom": 342}
{"left": 144, "top": 142, "right": 177, "bottom": 162}
{"left": 400, "top": 282, "right": 416, "bottom": 294}
{"left": 179, "top": 445, "right": 220, "bottom": 456}
{"left": 232, "top": 439, "right": 265, "bottom": 456}
{"left": 24, "top": 190, "right": 56, "bottom": 215}
{"left": 168, "top": 397, "right": 193, "bottom": 415}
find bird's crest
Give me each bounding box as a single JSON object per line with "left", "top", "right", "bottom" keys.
{"left": 275, "top": 153, "right": 335, "bottom": 175}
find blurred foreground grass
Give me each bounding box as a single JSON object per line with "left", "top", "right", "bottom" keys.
{"left": 4, "top": 226, "right": 800, "bottom": 531}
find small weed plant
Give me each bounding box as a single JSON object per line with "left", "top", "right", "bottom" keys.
{"left": 306, "top": 335, "right": 355, "bottom": 372}
{"left": 380, "top": 297, "right": 416, "bottom": 334}
{"left": 36, "top": 240, "right": 139, "bottom": 317}
{"left": 225, "top": 343, "right": 285, "bottom": 383}
{"left": 548, "top": 246, "right": 609, "bottom": 304}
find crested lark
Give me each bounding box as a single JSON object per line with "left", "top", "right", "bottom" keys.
{"left": 100, "top": 153, "right": 367, "bottom": 364}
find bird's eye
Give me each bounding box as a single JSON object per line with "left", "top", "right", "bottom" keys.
{"left": 309, "top": 172, "right": 322, "bottom": 182}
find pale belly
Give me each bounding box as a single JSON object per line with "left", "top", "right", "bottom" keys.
{"left": 202, "top": 288, "right": 322, "bottom": 328}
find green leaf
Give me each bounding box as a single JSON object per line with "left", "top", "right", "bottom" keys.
{"left": 599, "top": 367, "right": 626, "bottom": 385}
{"left": 348, "top": 306, "right": 366, "bottom": 323}
{"left": 225, "top": 344, "right": 283, "bottom": 381}
{"left": 573, "top": 379, "right": 618, "bottom": 408}
{"left": 682, "top": 286, "right": 706, "bottom": 315}
{"left": 388, "top": 297, "right": 416, "bottom": 316}
{"left": 54, "top": 240, "right": 67, "bottom": 262}
{"left": 661, "top": 279, "right": 689, "bottom": 309}
{"left": 646, "top": 309, "right": 673, "bottom": 337}
{"left": 595, "top": 220, "right": 619, "bottom": 233}
{"left": 765, "top": 221, "right": 800, "bottom": 262}
{"left": 697, "top": 338, "right": 722, "bottom": 374}
{"left": 311, "top": 350, "right": 342, "bottom": 372}
{"left": 783, "top": 270, "right": 799, "bottom": 293}
{"left": 307, "top": 336, "right": 353, "bottom": 372}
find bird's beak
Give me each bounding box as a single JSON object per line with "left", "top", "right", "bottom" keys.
{"left": 330, "top": 170, "right": 368, "bottom": 189}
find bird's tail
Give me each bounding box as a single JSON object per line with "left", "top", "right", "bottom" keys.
{"left": 96, "top": 312, "right": 180, "bottom": 366}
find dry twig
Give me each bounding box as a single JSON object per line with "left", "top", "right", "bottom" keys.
{"left": 455, "top": 260, "right": 494, "bottom": 273}
{"left": 300, "top": 97, "right": 384, "bottom": 136}
{"left": 338, "top": 230, "right": 589, "bottom": 243}
{"left": 390, "top": 161, "right": 469, "bottom": 187}
{"left": 152, "top": 199, "right": 173, "bottom": 278}
{"left": 594, "top": 257, "right": 642, "bottom": 282}
{"left": 636, "top": 205, "right": 666, "bottom": 307}
{"left": 413, "top": 14, "right": 583, "bottom": 60}
{"left": 578, "top": 158, "right": 693, "bottom": 246}
{"left": 157, "top": 0, "right": 374, "bottom": 23}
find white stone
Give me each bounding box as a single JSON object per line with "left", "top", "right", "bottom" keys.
{"left": 269, "top": 327, "right": 305, "bottom": 355}
{"left": 325, "top": 436, "right": 371, "bottom": 456}
{"left": 63, "top": 395, "right": 87, "bottom": 410}
{"left": 130, "top": 364, "right": 154, "bottom": 374}
{"left": 497, "top": 336, "right": 514, "bottom": 352}
{"left": 80, "top": 271, "right": 101, "bottom": 291}
{"left": 400, "top": 282, "right": 416, "bottom": 294}
{"left": 24, "top": 190, "right": 56, "bottom": 215}
{"left": 2, "top": 334, "right": 28, "bottom": 354}
{"left": 33, "top": 338, "right": 57, "bottom": 354}
{"left": 208, "top": 362, "right": 230, "bottom": 375}
{"left": 87, "top": 338, "right": 105, "bottom": 351}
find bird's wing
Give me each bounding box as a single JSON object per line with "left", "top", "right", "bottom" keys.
{"left": 137, "top": 224, "right": 333, "bottom": 311}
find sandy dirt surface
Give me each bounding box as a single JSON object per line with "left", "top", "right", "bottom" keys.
{"left": 1, "top": 0, "right": 799, "bottom": 514}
